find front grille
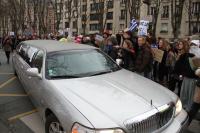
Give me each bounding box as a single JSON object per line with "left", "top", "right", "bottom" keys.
{"left": 124, "top": 103, "right": 174, "bottom": 133}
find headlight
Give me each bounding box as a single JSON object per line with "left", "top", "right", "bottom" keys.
{"left": 175, "top": 99, "right": 182, "bottom": 116}
{"left": 71, "top": 123, "right": 124, "bottom": 133}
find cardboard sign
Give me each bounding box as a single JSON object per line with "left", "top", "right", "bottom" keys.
{"left": 9, "top": 32, "right": 15, "bottom": 36}
{"left": 152, "top": 48, "right": 164, "bottom": 63}
{"left": 138, "top": 20, "right": 149, "bottom": 36}
{"left": 95, "top": 35, "right": 104, "bottom": 42}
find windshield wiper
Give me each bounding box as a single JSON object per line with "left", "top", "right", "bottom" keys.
{"left": 50, "top": 75, "right": 81, "bottom": 79}
{"left": 89, "top": 70, "right": 113, "bottom": 76}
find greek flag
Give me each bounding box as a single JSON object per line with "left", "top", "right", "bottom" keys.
{"left": 128, "top": 19, "right": 138, "bottom": 31}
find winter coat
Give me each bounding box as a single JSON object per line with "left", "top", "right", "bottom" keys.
{"left": 134, "top": 45, "right": 153, "bottom": 73}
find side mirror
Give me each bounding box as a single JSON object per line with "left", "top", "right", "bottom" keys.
{"left": 26, "top": 68, "right": 41, "bottom": 78}
{"left": 116, "top": 59, "right": 123, "bottom": 66}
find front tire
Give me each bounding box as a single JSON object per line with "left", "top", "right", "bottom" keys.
{"left": 45, "top": 114, "right": 64, "bottom": 133}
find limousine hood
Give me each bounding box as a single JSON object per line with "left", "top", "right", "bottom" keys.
{"left": 51, "top": 69, "right": 178, "bottom": 129}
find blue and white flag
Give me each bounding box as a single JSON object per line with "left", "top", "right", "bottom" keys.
{"left": 128, "top": 19, "right": 138, "bottom": 31}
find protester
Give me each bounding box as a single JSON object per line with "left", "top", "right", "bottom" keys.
{"left": 104, "top": 36, "right": 118, "bottom": 60}
{"left": 94, "top": 34, "right": 104, "bottom": 50}
{"left": 188, "top": 62, "right": 200, "bottom": 124}
{"left": 2, "top": 36, "right": 12, "bottom": 64}
{"left": 174, "top": 47, "right": 198, "bottom": 111}
{"left": 117, "top": 39, "right": 135, "bottom": 70}
{"left": 157, "top": 38, "right": 169, "bottom": 85}
{"left": 122, "top": 29, "right": 138, "bottom": 54}
{"left": 134, "top": 36, "right": 153, "bottom": 78}
{"left": 168, "top": 40, "right": 190, "bottom": 95}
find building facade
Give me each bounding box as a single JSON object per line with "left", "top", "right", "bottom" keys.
{"left": 59, "top": 0, "right": 199, "bottom": 39}
{"left": 140, "top": 0, "right": 200, "bottom": 39}
{"left": 59, "top": 0, "right": 130, "bottom": 35}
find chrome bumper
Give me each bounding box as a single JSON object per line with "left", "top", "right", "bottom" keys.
{"left": 162, "top": 109, "right": 188, "bottom": 133}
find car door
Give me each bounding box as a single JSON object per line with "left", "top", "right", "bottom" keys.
{"left": 26, "top": 50, "right": 45, "bottom": 110}
{"left": 16, "top": 44, "right": 29, "bottom": 85}
{"left": 22, "top": 46, "right": 39, "bottom": 94}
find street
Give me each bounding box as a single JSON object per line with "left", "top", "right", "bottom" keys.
{"left": 0, "top": 50, "right": 199, "bottom": 133}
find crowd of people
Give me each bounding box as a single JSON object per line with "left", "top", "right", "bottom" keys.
{"left": 0, "top": 31, "right": 200, "bottom": 124}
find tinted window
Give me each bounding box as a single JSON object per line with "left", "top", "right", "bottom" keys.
{"left": 32, "top": 51, "right": 44, "bottom": 73}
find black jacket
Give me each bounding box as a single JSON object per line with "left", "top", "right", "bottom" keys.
{"left": 174, "top": 53, "right": 198, "bottom": 79}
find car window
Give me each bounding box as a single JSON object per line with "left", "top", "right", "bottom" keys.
{"left": 32, "top": 50, "right": 44, "bottom": 73}
{"left": 19, "top": 44, "right": 29, "bottom": 61}
{"left": 46, "top": 49, "right": 120, "bottom": 79}
{"left": 16, "top": 43, "right": 22, "bottom": 54}
{"left": 27, "top": 47, "right": 38, "bottom": 65}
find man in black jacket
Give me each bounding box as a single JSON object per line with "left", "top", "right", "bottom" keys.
{"left": 134, "top": 36, "right": 153, "bottom": 78}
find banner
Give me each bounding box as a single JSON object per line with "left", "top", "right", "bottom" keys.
{"left": 138, "top": 20, "right": 149, "bottom": 36}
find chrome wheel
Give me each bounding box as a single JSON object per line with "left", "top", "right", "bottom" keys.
{"left": 49, "top": 122, "right": 63, "bottom": 133}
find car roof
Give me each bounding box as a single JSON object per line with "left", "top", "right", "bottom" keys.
{"left": 22, "top": 40, "right": 96, "bottom": 53}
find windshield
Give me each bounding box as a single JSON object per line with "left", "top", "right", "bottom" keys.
{"left": 46, "top": 49, "right": 120, "bottom": 79}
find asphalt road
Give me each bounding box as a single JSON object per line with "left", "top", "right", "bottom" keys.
{"left": 0, "top": 50, "right": 199, "bottom": 133}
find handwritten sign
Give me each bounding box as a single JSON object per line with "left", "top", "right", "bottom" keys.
{"left": 9, "top": 32, "right": 15, "bottom": 36}
{"left": 138, "top": 20, "right": 149, "bottom": 36}
{"left": 152, "top": 48, "right": 164, "bottom": 63}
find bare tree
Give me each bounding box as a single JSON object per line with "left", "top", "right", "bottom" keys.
{"left": 148, "top": 0, "right": 162, "bottom": 37}
{"left": 5, "top": 0, "right": 26, "bottom": 34}
{"left": 49, "top": 0, "right": 63, "bottom": 32}
{"left": 91, "top": 0, "right": 111, "bottom": 33}
{"left": 185, "top": 0, "right": 200, "bottom": 35}
{"left": 171, "top": 0, "right": 185, "bottom": 39}
{"left": 126, "top": 0, "right": 142, "bottom": 20}
{"left": 81, "top": 0, "right": 90, "bottom": 35}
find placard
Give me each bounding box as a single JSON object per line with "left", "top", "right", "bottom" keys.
{"left": 9, "top": 32, "right": 15, "bottom": 36}
{"left": 152, "top": 48, "right": 164, "bottom": 63}
{"left": 138, "top": 20, "right": 149, "bottom": 36}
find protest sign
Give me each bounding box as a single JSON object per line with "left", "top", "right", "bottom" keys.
{"left": 9, "top": 32, "right": 15, "bottom": 36}
{"left": 138, "top": 20, "right": 149, "bottom": 36}
{"left": 152, "top": 48, "right": 164, "bottom": 63}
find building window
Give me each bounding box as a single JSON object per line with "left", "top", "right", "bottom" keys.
{"left": 120, "top": 10, "right": 126, "bottom": 20}
{"left": 82, "top": 24, "right": 86, "bottom": 29}
{"left": 90, "top": 13, "right": 100, "bottom": 21}
{"left": 73, "top": 21, "right": 77, "bottom": 29}
{"left": 120, "top": 24, "right": 125, "bottom": 30}
{"left": 65, "top": 22, "right": 69, "bottom": 28}
{"left": 90, "top": 2, "right": 104, "bottom": 12}
{"left": 106, "top": 23, "right": 113, "bottom": 30}
{"left": 148, "top": 6, "right": 156, "bottom": 15}
{"left": 160, "top": 23, "right": 168, "bottom": 33}
{"left": 106, "top": 12, "right": 113, "bottom": 20}
{"left": 192, "top": 2, "right": 200, "bottom": 17}
{"left": 90, "top": 3, "right": 97, "bottom": 11}
{"left": 107, "top": 0, "right": 113, "bottom": 9}
{"left": 82, "top": 5, "right": 87, "bottom": 12}
{"left": 120, "top": 0, "right": 126, "bottom": 5}
{"left": 90, "top": 24, "right": 100, "bottom": 31}
{"left": 161, "top": 6, "right": 169, "bottom": 18}
{"left": 82, "top": 15, "right": 87, "bottom": 21}
{"left": 191, "top": 22, "right": 200, "bottom": 34}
